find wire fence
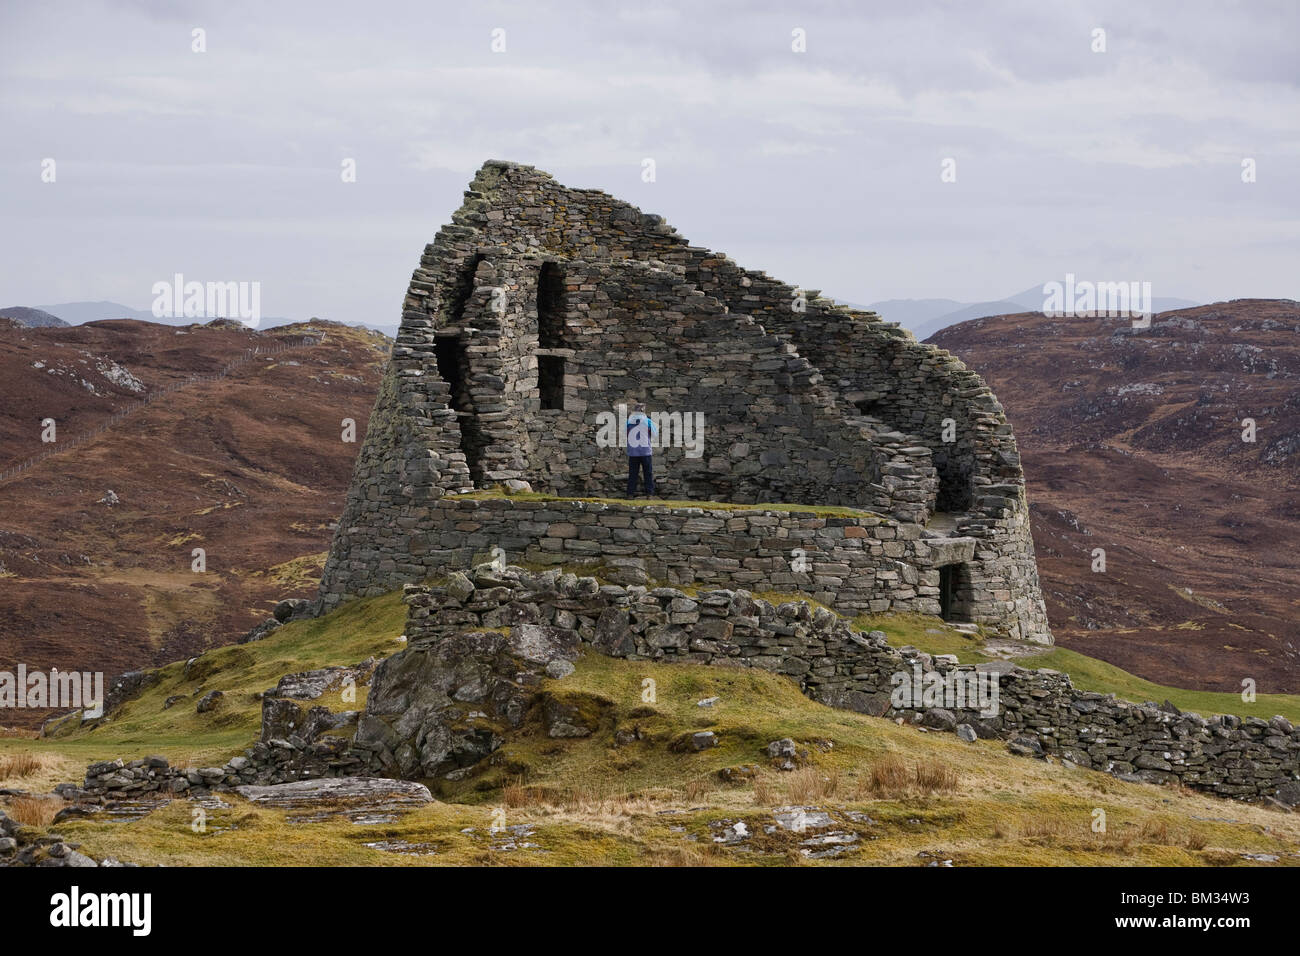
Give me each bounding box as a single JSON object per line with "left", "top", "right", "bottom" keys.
{"left": 0, "top": 335, "right": 323, "bottom": 485}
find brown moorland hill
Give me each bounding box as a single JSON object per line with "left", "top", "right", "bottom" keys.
{"left": 5, "top": 300, "right": 1296, "bottom": 729}
{"left": 0, "top": 318, "right": 389, "bottom": 727}
{"left": 927, "top": 299, "right": 1300, "bottom": 694}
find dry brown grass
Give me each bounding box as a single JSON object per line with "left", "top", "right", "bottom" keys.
{"left": 1000, "top": 812, "right": 1205, "bottom": 853}
{"left": 498, "top": 779, "right": 676, "bottom": 821}
{"left": 785, "top": 766, "right": 840, "bottom": 803}
{"left": 1020, "top": 816, "right": 1074, "bottom": 840}
{"left": 1017, "top": 814, "right": 1135, "bottom": 849}
{"left": 502, "top": 778, "right": 536, "bottom": 809}
{"left": 865, "top": 754, "right": 911, "bottom": 795}
{"left": 683, "top": 777, "right": 711, "bottom": 802}
{"left": 752, "top": 774, "right": 777, "bottom": 806}
{"left": 854, "top": 755, "right": 960, "bottom": 798}
{"left": 501, "top": 782, "right": 600, "bottom": 810}
{"left": 647, "top": 841, "right": 724, "bottom": 867}
{"left": 914, "top": 759, "right": 959, "bottom": 794}
{"left": 1139, "top": 819, "right": 1172, "bottom": 845}
{"left": 0, "top": 750, "right": 83, "bottom": 794}
{"left": 1201, "top": 849, "right": 1239, "bottom": 865}
{"left": 6, "top": 795, "right": 65, "bottom": 827}
{"left": 748, "top": 768, "right": 842, "bottom": 806}
{"left": 0, "top": 752, "right": 42, "bottom": 778}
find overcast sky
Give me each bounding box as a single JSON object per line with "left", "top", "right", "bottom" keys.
{"left": 1, "top": 0, "right": 1296, "bottom": 326}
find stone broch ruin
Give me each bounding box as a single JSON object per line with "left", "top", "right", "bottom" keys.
{"left": 318, "top": 160, "right": 1052, "bottom": 644}
{"left": 44, "top": 163, "right": 1297, "bottom": 822}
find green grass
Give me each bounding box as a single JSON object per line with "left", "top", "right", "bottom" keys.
{"left": 853, "top": 612, "right": 997, "bottom": 664}
{"left": 35, "top": 646, "right": 1300, "bottom": 867}
{"left": 0, "top": 590, "right": 407, "bottom": 776}
{"left": 1015, "top": 647, "right": 1300, "bottom": 724}
{"left": 5, "top": 574, "right": 1300, "bottom": 866}
{"left": 856, "top": 613, "right": 1300, "bottom": 724}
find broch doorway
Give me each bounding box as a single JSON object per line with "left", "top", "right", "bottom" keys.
{"left": 939, "top": 562, "right": 973, "bottom": 622}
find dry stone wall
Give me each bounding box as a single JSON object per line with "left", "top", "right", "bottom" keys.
{"left": 320, "top": 495, "right": 1048, "bottom": 642}
{"left": 681, "top": 251, "right": 1022, "bottom": 513}
{"left": 319, "top": 159, "right": 1052, "bottom": 646}
{"left": 59, "top": 563, "right": 1298, "bottom": 812}
{"left": 518, "top": 259, "right": 889, "bottom": 505}
{"left": 353, "top": 563, "right": 1300, "bottom": 805}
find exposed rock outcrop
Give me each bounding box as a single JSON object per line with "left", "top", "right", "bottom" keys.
{"left": 349, "top": 562, "right": 1300, "bottom": 804}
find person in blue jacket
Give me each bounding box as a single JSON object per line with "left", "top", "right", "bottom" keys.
{"left": 626, "top": 402, "right": 657, "bottom": 497}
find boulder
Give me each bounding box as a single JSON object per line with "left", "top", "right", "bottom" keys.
{"left": 272, "top": 598, "right": 312, "bottom": 623}
{"left": 508, "top": 624, "right": 580, "bottom": 665}
{"left": 921, "top": 707, "right": 958, "bottom": 731}
{"left": 543, "top": 696, "right": 598, "bottom": 738}
{"left": 1007, "top": 735, "right": 1044, "bottom": 758}
{"left": 233, "top": 776, "right": 433, "bottom": 809}
{"left": 238, "top": 618, "right": 281, "bottom": 644}
{"left": 444, "top": 571, "right": 476, "bottom": 604}
{"left": 544, "top": 659, "right": 575, "bottom": 680}
{"left": 1275, "top": 781, "right": 1300, "bottom": 808}
{"left": 593, "top": 608, "right": 636, "bottom": 657}
{"left": 766, "top": 738, "right": 797, "bottom": 758}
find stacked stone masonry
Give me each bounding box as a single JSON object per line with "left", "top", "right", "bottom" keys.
{"left": 323, "top": 494, "right": 1045, "bottom": 641}
{"left": 60, "top": 564, "right": 1299, "bottom": 810}
{"left": 318, "top": 159, "right": 1052, "bottom": 644}
{"left": 351, "top": 564, "right": 1299, "bottom": 804}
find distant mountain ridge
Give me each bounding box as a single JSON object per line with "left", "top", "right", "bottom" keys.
{"left": 864, "top": 285, "right": 1202, "bottom": 339}
{"left": 0, "top": 306, "right": 69, "bottom": 327}
{"left": 29, "top": 300, "right": 394, "bottom": 338}
{"left": 35, "top": 300, "right": 299, "bottom": 329}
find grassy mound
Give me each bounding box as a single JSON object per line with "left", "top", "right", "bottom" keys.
{"left": 0, "top": 591, "right": 406, "bottom": 789}
{"left": 2, "top": 581, "right": 1298, "bottom": 866}
{"left": 17, "top": 647, "right": 1300, "bottom": 866}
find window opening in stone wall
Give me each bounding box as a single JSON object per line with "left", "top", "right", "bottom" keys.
{"left": 537, "top": 261, "right": 566, "bottom": 348}
{"left": 433, "top": 334, "right": 485, "bottom": 483}
{"left": 536, "top": 261, "right": 568, "bottom": 411}
{"left": 538, "top": 354, "right": 565, "bottom": 410}
{"left": 934, "top": 451, "right": 973, "bottom": 512}
{"left": 446, "top": 253, "right": 485, "bottom": 322}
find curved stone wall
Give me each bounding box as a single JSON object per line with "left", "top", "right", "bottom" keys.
{"left": 319, "top": 160, "right": 1051, "bottom": 645}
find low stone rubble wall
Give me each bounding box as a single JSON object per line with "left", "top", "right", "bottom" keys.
{"left": 0, "top": 808, "right": 120, "bottom": 867}
{"left": 354, "top": 563, "right": 1299, "bottom": 805}
{"left": 55, "top": 661, "right": 383, "bottom": 806}
{"left": 50, "top": 564, "right": 1299, "bottom": 821}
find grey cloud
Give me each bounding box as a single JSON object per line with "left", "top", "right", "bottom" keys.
{"left": 0, "top": 0, "right": 1295, "bottom": 323}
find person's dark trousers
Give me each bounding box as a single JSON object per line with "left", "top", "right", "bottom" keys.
{"left": 627, "top": 455, "right": 654, "bottom": 496}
